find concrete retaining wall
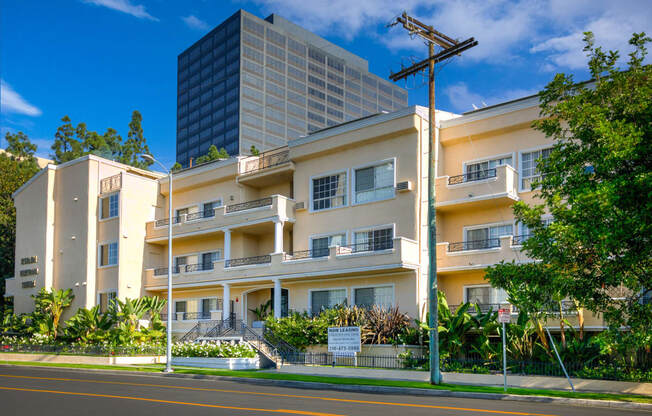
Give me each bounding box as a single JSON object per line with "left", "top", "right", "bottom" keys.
{"left": 0, "top": 353, "right": 166, "bottom": 365}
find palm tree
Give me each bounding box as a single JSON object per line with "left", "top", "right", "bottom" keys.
{"left": 32, "top": 288, "right": 74, "bottom": 339}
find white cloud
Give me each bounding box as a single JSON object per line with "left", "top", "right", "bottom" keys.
{"left": 0, "top": 80, "right": 42, "bottom": 117}
{"left": 181, "top": 15, "right": 210, "bottom": 31}
{"left": 444, "top": 82, "right": 539, "bottom": 113}
{"left": 82, "top": 0, "right": 158, "bottom": 21}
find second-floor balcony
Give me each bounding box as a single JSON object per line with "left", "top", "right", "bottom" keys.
{"left": 237, "top": 148, "right": 294, "bottom": 188}
{"left": 437, "top": 235, "right": 530, "bottom": 274}
{"left": 145, "top": 194, "right": 295, "bottom": 242}
{"left": 435, "top": 164, "right": 519, "bottom": 211}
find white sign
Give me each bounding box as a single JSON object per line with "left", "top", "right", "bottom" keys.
{"left": 498, "top": 308, "right": 511, "bottom": 323}
{"left": 328, "top": 326, "right": 361, "bottom": 353}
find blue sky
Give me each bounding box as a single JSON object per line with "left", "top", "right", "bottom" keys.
{"left": 1, "top": 0, "right": 649, "bottom": 166}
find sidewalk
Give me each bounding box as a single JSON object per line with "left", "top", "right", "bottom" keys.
{"left": 267, "top": 364, "right": 652, "bottom": 396}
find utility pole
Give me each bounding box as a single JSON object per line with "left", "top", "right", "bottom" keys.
{"left": 388, "top": 12, "right": 477, "bottom": 385}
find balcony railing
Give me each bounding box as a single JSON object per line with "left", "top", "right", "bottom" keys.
{"left": 185, "top": 209, "right": 217, "bottom": 221}
{"left": 100, "top": 173, "right": 121, "bottom": 194}
{"left": 225, "top": 197, "right": 272, "bottom": 213}
{"left": 153, "top": 262, "right": 215, "bottom": 276}
{"left": 224, "top": 255, "right": 271, "bottom": 268}
{"left": 448, "top": 168, "right": 497, "bottom": 185}
{"left": 160, "top": 312, "right": 213, "bottom": 321}
{"left": 337, "top": 240, "right": 394, "bottom": 255}
{"left": 512, "top": 234, "right": 531, "bottom": 246}
{"left": 154, "top": 216, "right": 182, "bottom": 227}
{"left": 448, "top": 238, "right": 501, "bottom": 252}
{"left": 448, "top": 301, "right": 577, "bottom": 315}
{"left": 242, "top": 149, "right": 290, "bottom": 174}
{"left": 283, "top": 248, "right": 329, "bottom": 261}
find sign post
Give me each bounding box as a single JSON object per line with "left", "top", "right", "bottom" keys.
{"left": 328, "top": 327, "right": 361, "bottom": 367}
{"left": 498, "top": 308, "right": 511, "bottom": 392}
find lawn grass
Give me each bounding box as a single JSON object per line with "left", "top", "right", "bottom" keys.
{"left": 1, "top": 360, "right": 650, "bottom": 404}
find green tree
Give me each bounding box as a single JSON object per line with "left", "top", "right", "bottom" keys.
{"left": 195, "top": 145, "right": 228, "bottom": 165}
{"left": 51, "top": 116, "right": 83, "bottom": 163}
{"left": 489, "top": 32, "right": 652, "bottom": 351}
{"left": 32, "top": 288, "right": 75, "bottom": 339}
{"left": 117, "top": 110, "right": 152, "bottom": 169}
{"left": 250, "top": 145, "right": 260, "bottom": 156}
{"left": 0, "top": 134, "right": 40, "bottom": 317}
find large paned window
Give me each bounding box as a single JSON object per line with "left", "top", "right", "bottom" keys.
{"left": 201, "top": 251, "right": 220, "bottom": 270}
{"left": 354, "top": 286, "right": 393, "bottom": 308}
{"left": 521, "top": 148, "right": 552, "bottom": 190}
{"left": 201, "top": 298, "right": 219, "bottom": 318}
{"left": 465, "top": 224, "right": 513, "bottom": 249}
{"left": 311, "top": 289, "right": 346, "bottom": 314}
{"left": 202, "top": 200, "right": 222, "bottom": 217}
{"left": 100, "top": 193, "right": 119, "bottom": 219}
{"left": 465, "top": 286, "right": 508, "bottom": 305}
{"left": 311, "top": 234, "right": 345, "bottom": 256}
{"left": 353, "top": 227, "right": 393, "bottom": 251}
{"left": 312, "top": 172, "right": 347, "bottom": 211}
{"left": 99, "top": 242, "right": 118, "bottom": 266}
{"left": 517, "top": 217, "right": 554, "bottom": 243}
{"left": 465, "top": 156, "right": 512, "bottom": 181}
{"left": 354, "top": 161, "right": 394, "bottom": 203}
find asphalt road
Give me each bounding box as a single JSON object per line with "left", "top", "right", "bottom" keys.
{"left": 0, "top": 366, "right": 644, "bottom": 416}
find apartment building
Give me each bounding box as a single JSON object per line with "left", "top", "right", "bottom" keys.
{"left": 6, "top": 98, "right": 605, "bottom": 334}
{"left": 176, "top": 9, "right": 408, "bottom": 167}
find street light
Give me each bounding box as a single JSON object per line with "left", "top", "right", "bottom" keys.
{"left": 141, "top": 154, "right": 173, "bottom": 373}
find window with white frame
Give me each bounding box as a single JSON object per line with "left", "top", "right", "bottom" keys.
{"left": 99, "top": 242, "right": 118, "bottom": 266}
{"left": 465, "top": 224, "right": 513, "bottom": 249}
{"left": 517, "top": 217, "right": 553, "bottom": 243}
{"left": 354, "top": 227, "right": 393, "bottom": 251}
{"left": 100, "top": 193, "right": 119, "bottom": 219}
{"left": 354, "top": 286, "right": 393, "bottom": 308}
{"left": 175, "top": 301, "right": 187, "bottom": 314}
{"left": 521, "top": 148, "right": 552, "bottom": 190}
{"left": 201, "top": 251, "right": 220, "bottom": 270}
{"left": 202, "top": 200, "right": 222, "bottom": 217}
{"left": 465, "top": 286, "right": 508, "bottom": 305}
{"left": 175, "top": 207, "right": 189, "bottom": 221}
{"left": 310, "top": 289, "right": 346, "bottom": 314}
{"left": 311, "top": 234, "right": 345, "bottom": 256}
{"left": 354, "top": 160, "right": 394, "bottom": 203}
{"left": 99, "top": 291, "right": 117, "bottom": 313}
{"left": 465, "top": 156, "right": 512, "bottom": 181}
{"left": 312, "top": 172, "right": 347, "bottom": 211}
{"left": 201, "top": 298, "right": 219, "bottom": 318}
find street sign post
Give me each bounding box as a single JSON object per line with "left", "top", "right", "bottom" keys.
{"left": 498, "top": 308, "right": 511, "bottom": 392}
{"left": 328, "top": 327, "right": 361, "bottom": 367}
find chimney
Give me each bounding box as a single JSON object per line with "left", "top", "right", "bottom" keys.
{"left": 189, "top": 157, "right": 193, "bottom": 168}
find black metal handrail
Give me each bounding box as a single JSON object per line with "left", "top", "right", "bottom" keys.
{"left": 448, "top": 168, "right": 497, "bottom": 185}
{"left": 226, "top": 197, "right": 273, "bottom": 213}
{"left": 283, "top": 249, "right": 329, "bottom": 261}
{"left": 337, "top": 240, "right": 394, "bottom": 254}
{"left": 153, "top": 266, "right": 181, "bottom": 276}
{"left": 448, "top": 238, "right": 501, "bottom": 252}
{"left": 160, "top": 312, "right": 212, "bottom": 321}
{"left": 512, "top": 234, "right": 531, "bottom": 245}
{"left": 185, "top": 209, "right": 218, "bottom": 221}
{"left": 224, "top": 255, "right": 271, "bottom": 268}
{"left": 155, "top": 216, "right": 182, "bottom": 227}
{"left": 242, "top": 149, "right": 290, "bottom": 174}
{"left": 184, "top": 262, "right": 215, "bottom": 273}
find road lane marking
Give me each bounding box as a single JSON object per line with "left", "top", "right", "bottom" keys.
{"left": 0, "top": 373, "right": 558, "bottom": 416}
{"left": 0, "top": 386, "right": 344, "bottom": 416}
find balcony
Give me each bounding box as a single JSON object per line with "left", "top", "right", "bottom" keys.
{"left": 145, "top": 195, "right": 295, "bottom": 243}
{"left": 436, "top": 235, "right": 530, "bottom": 274}
{"left": 143, "top": 237, "right": 419, "bottom": 290}
{"left": 237, "top": 148, "right": 294, "bottom": 188}
{"left": 435, "top": 165, "right": 519, "bottom": 212}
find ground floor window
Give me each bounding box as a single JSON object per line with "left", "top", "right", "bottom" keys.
{"left": 464, "top": 286, "right": 507, "bottom": 305}
{"left": 353, "top": 286, "right": 393, "bottom": 308}
{"left": 201, "top": 298, "right": 219, "bottom": 318}
{"left": 98, "top": 292, "right": 117, "bottom": 313}
{"left": 311, "top": 289, "right": 346, "bottom": 314}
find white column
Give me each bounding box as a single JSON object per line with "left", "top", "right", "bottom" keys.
{"left": 273, "top": 220, "right": 284, "bottom": 254}
{"left": 224, "top": 229, "right": 231, "bottom": 260}
{"left": 222, "top": 283, "right": 230, "bottom": 320}
{"left": 273, "top": 279, "right": 282, "bottom": 319}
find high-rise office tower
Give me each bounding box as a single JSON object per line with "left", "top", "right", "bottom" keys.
{"left": 176, "top": 10, "right": 409, "bottom": 167}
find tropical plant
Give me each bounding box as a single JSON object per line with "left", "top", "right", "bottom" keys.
{"left": 365, "top": 305, "right": 410, "bottom": 345}
{"left": 65, "top": 305, "right": 114, "bottom": 342}
{"left": 249, "top": 299, "right": 272, "bottom": 321}
{"left": 31, "top": 288, "right": 74, "bottom": 339}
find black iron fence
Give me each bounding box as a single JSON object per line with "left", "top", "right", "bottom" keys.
{"left": 448, "top": 168, "right": 497, "bottom": 185}
{"left": 185, "top": 209, "right": 218, "bottom": 221}
{"left": 154, "top": 216, "right": 182, "bottom": 227}
{"left": 448, "top": 238, "right": 501, "bottom": 252}
{"left": 160, "top": 311, "right": 214, "bottom": 321}
{"left": 337, "top": 240, "right": 394, "bottom": 255}
{"left": 225, "top": 255, "right": 272, "bottom": 268}
{"left": 226, "top": 197, "right": 273, "bottom": 214}
{"left": 283, "top": 249, "right": 329, "bottom": 261}
{"left": 154, "top": 262, "right": 215, "bottom": 276}
{"left": 242, "top": 149, "right": 291, "bottom": 174}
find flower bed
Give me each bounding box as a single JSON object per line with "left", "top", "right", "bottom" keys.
{"left": 171, "top": 340, "right": 259, "bottom": 369}
{"left": 0, "top": 335, "right": 164, "bottom": 356}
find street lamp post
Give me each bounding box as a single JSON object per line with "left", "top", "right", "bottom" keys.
{"left": 141, "top": 154, "right": 173, "bottom": 373}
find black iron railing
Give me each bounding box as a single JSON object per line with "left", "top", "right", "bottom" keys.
{"left": 224, "top": 255, "right": 271, "bottom": 268}
{"left": 448, "top": 301, "right": 578, "bottom": 315}
{"left": 225, "top": 197, "right": 273, "bottom": 214}
{"left": 283, "top": 249, "right": 329, "bottom": 261}
{"left": 448, "top": 168, "right": 497, "bottom": 185}
{"left": 448, "top": 238, "right": 501, "bottom": 252}
{"left": 185, "top": 209, "right": 218, "bottom": 221}
{"left": 512, "top": 234, "right": 531, "bottom": 245}
{"left": 154, "top": 216, "right": 182, "bottom": 227}
{"left": 242, "top": 149, "right": 290, "bottom": 174}
{"left": 337, "top": 240, "right": 394, "bottom": 255}
{"left": 160, "top": 312, "right": 212, "bottom": 321}
{"left": 154, "top": 262, "right": 215, "bottom": 275}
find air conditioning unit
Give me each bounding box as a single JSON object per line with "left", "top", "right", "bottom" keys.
{"left": 295, "top": 201, "right": 306, "bottom": 210}
{"left": 396, "top": 181, "right": 412, "bottom": 192}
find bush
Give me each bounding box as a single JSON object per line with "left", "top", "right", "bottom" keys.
{"left": 172, "top": 340, "right": 256, "bottom": 358}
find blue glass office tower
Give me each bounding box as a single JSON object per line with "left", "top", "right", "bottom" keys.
{"left": 176, "top": 10, "right": 408, "bottom": 167}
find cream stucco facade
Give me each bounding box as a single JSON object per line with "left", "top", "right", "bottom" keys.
{"left": 6, "top": 101, "right": 605, "bottom": 334}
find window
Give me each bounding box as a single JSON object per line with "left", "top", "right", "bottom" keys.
{"left": 175, "top": 207, "right": 189, "bottom": 221}
{"left": 465, "top": 286, "right": 507, "bottom": 306}
{"left": 354, "top": 227, "right": 393, "bottom": 251}
{"left": 174, "top": 255, "right": 188, "bottom": 273}
{"left": 465, "top": 156, "right": 512, "bottom": 181}
{"left": 354, "top": 161, "right": 394, "bottom": 203}
{"left": 312, "top": 172, "right": 347, "bottom": 211}
{"left": 201, "top": 298, "right": 219, "bottom": 318}
{"left": 517, "top": 217, "right": 553, "bottom": 243}
{"left": 521, "top": 148, "right": 552, "bottom": 190}
{"left": 175, "top": 301, "right": 187, "bottom": 314}
{"left": 99, "top": 242, "right": 118, "bottom": 267}
{"left": 311, "top": 234, "right": 345, "bottom": 256}
{"left": 202, "top": 200, "right": 221, "bottom": 217}
{"left": 311, "top": 289, "right": 346, "bottom": 314}
{"left": 201, "top": 251, "right": 220, "bottom": 270}
{"left": 465, "top": 224, "right": 513, "bottom": 249}
{"left": 100, "top": 193, "right": 119, "bottom": 219}
{"left": 354, "top": 286, "right": 392, "bottom": 308}
{"left": 99, "top": 292, "right": 116, "bottom": 313}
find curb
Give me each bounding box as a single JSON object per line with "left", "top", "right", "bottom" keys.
{"left": 1, "top": 363, "right": 650, "bottom": 411}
